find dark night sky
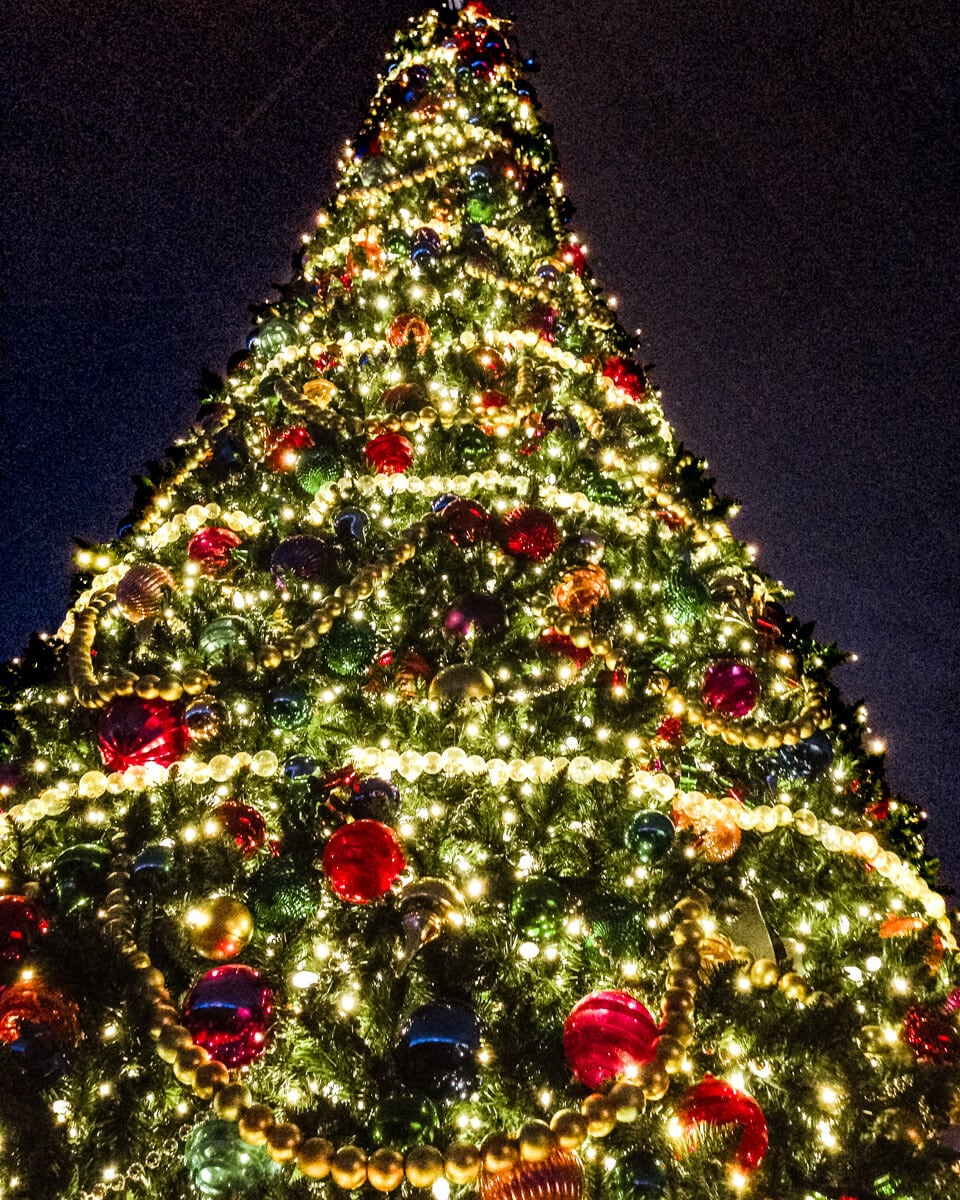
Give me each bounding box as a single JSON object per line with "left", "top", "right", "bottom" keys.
{"left": 2, "top": 2, "right": 958, "bottom": 881}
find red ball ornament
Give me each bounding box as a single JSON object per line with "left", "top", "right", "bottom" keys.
{"left": 181, "top": 964, "right": 273, "bottom": 1068}
{"left": 539, "top": 628, "right": 592, "bottom": 669}
{"left": 701, "top": 660, "right": 760, "bottom": 719}
{"left": 213, "top": 802, "right": 267, "bottom": 858}
{"left": 187, "top": 527, "right": 243, "bottom": 576}
{"left": 563, "top": 990, "right": 658, "bottom": 1089}
{"left": 97, "top": 696, "right": 187, "bottom": 772}
{"left": 266, "top": 425, "right": 314, "bottom": 472}
{"left": 0, "top": 895, "right": 49, "bottom": 967}
{"left": 558, "top": 241, "right": 586, "bottom": 276}
{"left": 498, "top": 508, "right": 560, "bottom": 563}
{"left": 364, "top": 432, "right": 414, "bottom": 475}
{"left": 323, "top": 820, "right": 405, "bottom": 904}
{"left": 656, "top": 716, "right": 684, "bottom": 745}
{"left": 901, "top": 1005, "right": 960, "bottom": 1064}
{"left": 0, "top": 979, "right": 80, "bottom": 1048}
{"left": 676, "top": 1076, "right": 768, "bottom": 1172}
{"left": 601, "top": 356, "right": 646, "bottom": 401}
{"left": 444, "top": 499, "right": 490, "bottom": 547}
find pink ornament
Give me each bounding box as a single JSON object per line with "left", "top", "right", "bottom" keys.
{"left": 364, "top": 432, "right": 414, "bottom": 475}
{"left": 181, "top": 964, "right": 273, "bottom": 1068}
{"left": 187, "top": 527, "right": 243, "bottom": 576}
{"left": 323, "top": 820, "right": 405, "bottom": 904}
{"left": 97, "top": 696, "right": 187, "bottom": 772}
{"left": 563, "top": 990, "right": 658, "bottom": 1088}
{"left": 676, "top": 1076, "right": 768, "bottom": 1172}
{"left": 701, "top": 660, "right": 759, "bottom": 719}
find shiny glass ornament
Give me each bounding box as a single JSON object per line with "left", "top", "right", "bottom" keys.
{"left": 265, "top": 424, "right": 313, "bottom": 472}
{"left": 469, "top": 345, "right": 506, "bottom": 379}
{"left": 410, "top": 227, "right": 442, "bottom": 265}
{"left": 53, "top": 843, "right": 111, "bottom": 913}
{"left": 445, "top": 592, "right": 507, "bottom": 638}
{"left": 198, "top": 617, "right": 250, "bottom": 662}
{"left": 254, "top": 318, "right": 298, "bottom": 357}
{"left": 443, "top": 499, "right": 490, "bottom": 546}
{"left": 185, "top": 895, "right": 254, "bottom": 962}
{"left": 563, "top": 990, "right": 658, "bottom": 1088}
{"left": 283, "top": 754, "right": 318, "bottom": 784}
{"left": 3, "top": 1021, "right": 69, "bottom": 1082}
{"left": 322, "top": 620, "right": 378, "bottom": 677}
{"left": 381, "top": 381, "right": 425, "bottom": 411}
{"left": 902, "top": 1005, "right": 959, "bottom": 1063}
{"left": 248, "top": 857, "right": 315, "bottom": 930}
{"left": 187, "top": 527, "right": 243, "bottom": 575}
{"left": 770, "top": 730, "right": 834, "bottom": 781}
{"left": 607, "top": 1150, "right": 666, "bottom": 1199}
{"left": 323, "top": 820, "right": 405, "bottom": 904}
{"left": 624, "top": 811, "right": 675, "bottom": 863}
{"left": 270, "top": 536, "right": 337, "bottom": 585}
{"left": 182, "top": 695, "right": 223, "bottom": 742}
{"left": 295, "top": 445, "right": 344, "bottom": 495}
{"left": 428, "top": 663, "right": 495, "bottom": 703}
{"left": 395, "top": 1001, "right": 481, "bottom": 1099}
{"left": 701, "top": 660, "right": 759, "bottom": 719}
{"left": 499, "top": 508, "right": 560, "bottom": 562}
{"left": 267, "top": 684, "right": 312, "bottom": 730}
{"left": 511, "top": 876, "right": 566, "bottom": 941}
{"left": 480, "top": 1148, "right": 583, "bottom": 1200}
{"left": 696, "top": 817, "right": 741, "bottom": 863}
{"left": 0, "top": 978, "right": 80, "bottom": 1049}
{"left": 676, "top": 1075, "right": 768, "bottom": 1172}
{"left": 185, "top": 1118, "right": 278, "bottom": 1199}
{"left": 558, "top": 242, "right": 586, "bottom": 276}
{"left": 601, "top": 356, "right": 645, "bottom": 400}
{"left": 335, "top": 506, "right": 370, "bottom": 543}
{"left": 466, "top": 191, "right": 497, "bottom": 223}
{"left": 365, "top": 431, "right": 415, "bottom": 474}
{"left": 0, "top": 895, "right": 48, "bottom": 967}
{"left": 372, "top": 1093, "right": 437, "bottom": 1148}
{"left": 387, "top": 313, "right": 432, "bottom": 353}
{"left": 131, "top": 843, "right": 175, "bottom": 891}
{"left": 553, "top": 565, "right": 609, "bottom": 614}
{"left": 98, "top": 695, "right": 187, "bottom": 771}
{"left": 213, "top": 802, "right": 267, "bottom": 858}
{"left": 181, "top": 964, "right": 274, "bottom": 1068}
{"left": 575, "top": 529, "right": 605, "bottom": 563}
{"left": 115, "top": 562, "right": 174, "bottom": 622}
{"left": 396, "top": 878, "right": 465, "bottom": 968}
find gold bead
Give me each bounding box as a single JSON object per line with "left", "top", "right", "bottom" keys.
{"left": 667, "top": 944, "right": 702, "bottom": 972}
{"left": 660, "top": 1014, "right": 695, "bottom": 1046}
{"left": 157, "top": 676, "right": 182, "bottom": 702}
{"left": 444, "top": 1142, "right": 481, "bottom": 1184}
{"left": 666, "top": 969, "right": 698, "bottom": 993}
{"left": 331, "top": 1145, "right": 368, "bottom": 1190}
{"left": 405, "top": 1145, "right": 445, "bottom": 1188}
{"left": 674, "top": 895, "right": 708, "bottom": 922}
{"left": 779, "top": 972, "right": 809, "bottom": 1002}
{"left": 481, "top": 1133, "right": 519, "bottom": 1174}
{"left": 181, "top": 669, "right": 209, "bottom": 695}
{"left": 156, "top": 1024, "right": 193, "bottom": 1063}
{"left": 297, "top": 1137, "right": 334, "bottom": 1179}
{"left": 192, "top": 1060, "right": 230, "bottom": 1099}
{"left": 549, "top": 1110, "right": 588, "bottom": 1149}
{"left": 147, "top": 1003, "right": 179, "bottom": 1038}
{"left": 257, "top": 645, "right": 282, "bottom": 669}
{"left": 580, "top": 1094, "right": 616, "bottom": 1138}
{"left": 607, "top": 1081, "right": 643, "bottom": 1122}
{"left": 368, "top": 1148, "right": 405, "bottom": 1192}
{"left": 173, "top": 1044, "right": 210, "bottom": 1086}
{"left": 134, "top": 675, "right": 161, "bottom": 700}
{"left": 654, "top": 1035, "right": 685, "bottom": 1073}
{"left": 213, "top": 1082, "right": 252, "bottom": 1122}
{"left": 239, "top": 1104, "right": 276, "bottom": 1145}
{"left": 750, "top": 958, "right": 780, "bottom": 989}
{"left": 637, "top": 1060, "right": 671, "bottom": 1101}
{"left": 266, "top": 1122, "right": 303, "bottom": 1163}
{"left": 662, "top": 988, "right": 695, "bottom": 1015}
{"left": 518, "top": 1121, "right": 557, "bottom": 1162}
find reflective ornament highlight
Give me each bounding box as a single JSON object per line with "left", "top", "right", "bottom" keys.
{"left": 553, "top": 565, "right": 609, "bottom": 614}
{"left": 323, "top": 820, "right": 405, "bottom": 904}
{"left": 607, "top": 1150, "right": 666, "bottom": 1199}
{"left": 267, "top": 684, "right": 312, "bottom": 730}
{"left": 676, "top": 1076, "right": 768, "bottom": 1172}
{"left": 53, "top": 843, "right": 111, "bottom": 913}
{"left": 115, "top": 563, "right": 174, "bottom": 623}
{"left": 0, "top": 895, "right": 48, "bottom": 968}
{"left": 296, "top": 446, "right": 344, "bottom": 495}
{"left": 428, "top": 663, "right": 495, "bottom": 703}
{"left": 396, "top": 878, "right": 465, "bottom": 968}
{"left": 131, "top": 844, "right": 175, "bottom": 891}
{"left": 98, "top": 696, "right": 186, "bottom": 772}
{"left": 395, "top": 1001, "right": 481, "bottom": 1099}
{"left": 701, "top": 660, "right": 759, "bottom": 719}
{"left": 184, "top": 896, "right": 254, "bottom": 962}
{"left": 181, "top": 964, "right": 274, "bottom": 1068}
{"left": 511, "top": 876, "right": 567, "bottom": 942}
{"left": 443, "top": 498, "right": 490, "bottom": 546}
{"left": 499, "top": 508, "right": 560, "bottom": 562}
{"left": 212, "top": 801, "right": 267, "bottom": 858}
{"left": 187, "top": 527, "right": 243, "bottom": 576}
{"left": 0, "top": 979, "right": 80, "bottom": 1051}
{"left": 480, "top": 1148, "right": 583, "bottom": 1200}
{"left": 445, "top": 592, "right": 507, "bottom": 638}
{"left": 198, "top": 616, "right": 250, "bottom": 662}
{"left": 365, "top": 431, "right": 415, "bottom": 474}
{"left": 270, "top": 536, "right": 337, "bottom": 586}
{"left": 185, "top": 1118, "right": 279, "bottom": 1199}
{"left": 183, "top": 695, "right": 223, "bottom": 742}
{"left": 624, "top": 811, "right": 675, "bottom": 863}
{"left": 563, "top": 990, "right": 658, "bottom": 1088}
{"left": 387, "top": 313, "right": 432, "bottom": 354}
{"left": 335, "top": 507, "right": 370, "bottom": 543}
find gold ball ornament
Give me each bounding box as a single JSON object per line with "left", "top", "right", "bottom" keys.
{"left": 115, "top": 563, "right": 174, "bottom": 622}
{"left": 368, "top": 1148, "right": 405, "bottom": 1192}
{"left": 184, "top": 895, "right": 253, "bottom": 961}
{"left": 214, "top": 1082, "right": 252, "bottom": 1121}
{"left": 173, "top": 1044, "right": 210, "bottom": 1086}
{"left": 297, "top": 1137, "right": 334, "bottom": 1179}
{"left": 479, "top": 1147, "right": 583, "bottom": 1200}
{"left": 750, "top": 958, "right": 780, "bottom": 989}
{"left": 519, "top": 1121, "right": 558, "bottom": 1162}
{"left": 193, "top": 1060, "right": 230, "bottom": 1099}
{"left": 444, "top": 1142, "right": 482, "bottom": 1184}
{"left": 580, "top": 1094, "right": 617, "bottom": 1137}
{"left": 637, "top": 1060, "right": 671, "bottom": 1101}
{"left": 266, "top": 1122, "right": 302, "bottom": 1163}
{"left": 238, "top": 1104, "right": 275, "bottom": 1145}
{"left": 405, "top": 1145, "right": 445, "bottom": 1188}
{"left": 482, "top": 1133, "right": 520, "bottom": 1174}
{"left": 549, "top": 1111, "right": 588, "bottom": 1149}
{"left": 331, "top": 1145, "right": 368, "bottom": 1190}
{"left": 428, "top": 663, "right": 495, "bottom": 704}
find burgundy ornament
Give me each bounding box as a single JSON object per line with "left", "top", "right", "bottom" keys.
{"left": 270, "top": 536, "right": 337, "bottom": 586}
{"left": 97, "top": 696, "right": 187, "bottom": 772}
{"left": 266, "top": 425, "right": 314, "bottom": 472}
{"left": 323, "top": 820, "right": 405, "bottom": 904}
{"left": 445, "top": 593, "right": 507, "bottom": 638}
{"left": 676, "top": 1076, "right": 768, "bottom": 1172}
{"left": 181, "top": 964, "right": 273, "bottom": 1068}
{"left": 902, "top": 1005, "right": 960, "bottom": 1064}
{"left": 213, "top": 802, "right": 267, "bottom": 858}
{"left": 443, "top": 499, "right": 490, "bottom": 547}
{"left": 364, "top": 432, "right": 414, "bottom": 475}
{"left": 498, "top": 508, "right": 560, "bottom": 563}
{"left": 187, "top": 527, "right": 243, "bottom": 576}
{"left": 563, "top": 990, "right": 659, "bottom": 1088}
{"left": 0, "top": 896, "right": 49, "bottom": 967}
{"left": 701, "top": 660, "right": 760, "bottom": 720}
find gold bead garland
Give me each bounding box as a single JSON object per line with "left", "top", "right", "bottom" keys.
{"left": 664, "top": 682, "right": 832, "bottom": 749}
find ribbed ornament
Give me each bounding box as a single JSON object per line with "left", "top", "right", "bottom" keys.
{"left": 479, "top": 1149, "right": 583, "bottom": 1200}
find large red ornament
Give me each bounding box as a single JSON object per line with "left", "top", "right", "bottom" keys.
{"left": 181, "top": 964, "right": 273, "bottom": 1068}
{"left": 676, "top": 1076, "right": 768, "bottom": 1172}
{"left": 901, "top": 1005, "right": 960, "bottom": 1064}
{"left": 266, "top": 425, "right": 314, "bottom": 471}
{"left": 444, "top": 499, "right": 490, "bottom": 547}
{"left": 558, "top": 242, "right": 586, "bottom": 276}
{"left": 323, "top": 820, "right": 405, "bottom": 904}
{"left": 364, "top": 432, "right": 414, "bottom": 475}
{"left": 701, "top": 661, "right": 760, "bottom": 719}
{"left": 213, "top": 802, "right": 267, "bottom": 858}
{"left": 0, "top": 979, "right": 80, "bottom": 1048}
{"left": 498, "top": 508, "right": 560, "bottom": 563}
{"left": 97, "top": 696, "right": 187, "bottom": 772}
{"left": 563, "top": 990, "right": 659, "bottom": 1089}
{"left": 0, "top": 895, "right": 49, "bottom": 967}
{"left": 601, "top": 356, "right": 646, "bottom": 401}
{"left": 187, "top": 527, "right": 243, "bottom": 575}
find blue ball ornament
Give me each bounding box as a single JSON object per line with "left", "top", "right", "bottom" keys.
{"left": 771, "top": 730, "right": 834, "bottom": 782}
{"left": 131, "top": 844, "right": 174, "bottom": 892}
{"left": 283, "top": 755, "right": 319, "bottom": 784}
{"left": 184, "top": 1119, "right": 278, "bottom": 1198}
{"left": 624, "top": 811, "right": 675, "bottom": 864}
{"left": 395, "top": 1001, "right": 482, "bottom": 1099}
{"left": 4, "top": 1023, "right": 69, "bottom": 1084}
{"left": 431, "top": 493, "right": 459, "bottom": 513}
{"left": 411, "top": 227, "right": 442, "bottom": 265}
{"left": 335, "top": 507, "right": 370, "bottom": 543}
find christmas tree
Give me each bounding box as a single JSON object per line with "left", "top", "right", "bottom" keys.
{"left": 0, "top": 3, "right": 957, "bottom": 1197}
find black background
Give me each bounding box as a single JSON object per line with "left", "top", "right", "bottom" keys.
{"left": 3, "top": 2, "right": 958, "bottom": 883}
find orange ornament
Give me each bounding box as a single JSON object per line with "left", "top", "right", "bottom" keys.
{"left": 553, "top": 566, "right": 609, "bottom": 614}
{"left": 696, "top": 818, "right": 742, "bottom": 863}
{"left": 479, "top": 1148, "right": 583, "bottom": 1200}
{"left": 879, "top": 914, "right": 927, "bottom": 939}
{"left": 0, "top": 979, "right": 81, "bottom": 1048}
{"left": 387, "top": 313, "right": 431, "bottom": 354}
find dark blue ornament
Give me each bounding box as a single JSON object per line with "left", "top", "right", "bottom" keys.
{"left": 431, "top": 493, "right": 459, "bottom": 513}
{"left": 131, "top": 844, "right": 174, "bottom": 891}
{"left": 770, "top": 730, "right": 834, "bottom": 782}
{"left": 356, "top": 777, "right": 401, "bottom": 806}
{"left": 335, "top": 507, "right": 370, "bottom": 543}
{"left": 411, "top": 227, "right": 442, "bottom": 266}
{"left": 52, "top": 843, "right": 111, "bottom": 913}
{"left": 395, "top": 1001, "right": 482, "bottom": 1099}
{"left": 624, "top": 812, "right": 675, "bottom": 864}
{"left": 468, "top": 162, "right": 493, "bottom": 190}
{"left": 608, "top": 1148, "right": 667, "bottom": 1199}
{"left": 185, "top": 1118, "right": 278, "bottom": 1198}
{"left": 536, "top": 262, "right": 560, "bottom": 285}
{"left": 268, "top": 685, "right": 312, "bottom": 730}
{"left": 284, "top": 755, "right": 319, "bottom": 784}
{"left": 4, "top": 1022, "right": 68, "bottom": 1084}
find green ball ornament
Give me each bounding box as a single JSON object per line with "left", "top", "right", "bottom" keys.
{"left": 466, "top": 192, "right": 497, "bottom": 223}
{"left": 607, "top": 1149, "right": 668, "bottom": 1199}
{"left": 625, "top": 811, "right": 675, "bottom": 864}
{"left": 322, "top": 620, "right": 378, "bottom": 677}
{"left": 456, "top": 425, "right": 492, "bottom": 465}
{"left": 385, "top": 228, "right": 410, "bottom": 258}
{"left": 53, "top": 844, "right": 111, "bottom": 913}
{"left": 184, "top": 1118, "right": 278, "bottom": 1198}
{"left": 511, "top": 876, "right": 568, "bottom": 942}
{"left": 371, "top": 1093, "right": 438, "bottom": 1148}
{"left": 267, "top": 685, "right": 312, "bottom": 730}
{"left": 248, "top": 858, "right": 315, "bottom": 931}
{"left": 662, "top": 568, "right": 711, "bottom": 625}
{"left": 198, "top": 617, "right": 250, "bottom": 663}
{"left": 582, "top": 471, "right": 624, "bottom": 506}
{"left": 254, "top": 318, "right": 298, "bottom": 359}
{"left": 296, "top": 446, "right": 344, "bottom": 496}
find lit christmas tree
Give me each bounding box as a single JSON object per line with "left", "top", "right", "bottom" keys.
{"left": 0, "top": 4, "right": 957, "bottom": 1198}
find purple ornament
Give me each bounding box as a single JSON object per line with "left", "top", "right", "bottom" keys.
{"left": 270, "top": 536, "right": 337, "bottom": 586}
{"left": 181, "top": 965, "right": 274, "bottom": 1068}
{"left": 444, "top": 593, "right": 507, "bottom": 638}
{"left": 701, "top": 660, "right": 760, "bottom": 719}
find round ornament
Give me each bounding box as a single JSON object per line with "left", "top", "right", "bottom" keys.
{"left": 116, "top": 563, "right": 175, "bottom": 622}
{"left": 553, "top": 565, "right": 609, "bottom": 614}
{"left": 511, "top": 877, "right": 567, "bottom": 942}
{"left": 248, "top": 858, "right": 315, "bottom": 930}
{"left": 265, "top": 424, "right": 314, "bottom": 472}
{"left": 0, "top": 895, "right": 48, "bottom": 967}
{"left": 283, "top": 755, "right": 319, "bottom": 784}
{"left": 902, "top": 1005, "right": 960, "bottom": 1064}
{"left": 575, "top": 529, "right": 605, "bottom": 563}
{"left": 322, "top": 620, "right": 378, "bottom": 677}
{"left": 2, "top": 1021, "right": 71, "bottom": 1082}
{"left": 323, "top": 820, "right": 405, "bottom": 904}
{"left": 296, "top": 446, "right": 344, "bottom": 495}
{"left": 381, "top": 382, "right": 425, "bottom": 411}
{"left": 696, "top": 818, "right": 741, "bottom": 863}
{"left": 0, "top": 978, "right": 80, "bottom": 1050}
{"left": 395, "top": 1001, "right": 481, "bottom": 1099}
{"left": 676, "top": 1076, "right": 768, "bottom": 1172}
{"left": 466, "top": 191, "right": 497, "bottom": 224}
{"left": 563, "top": 990, "right": 658, "bottom": 1089}
{"left": 198, "top": 616, "right": 250, "bottom": 662}
{"left": 185, "top": 896, "right": 254, "bottom": 962}
{"left": 181, "top": 964, "right": 274, "bottom": 1068}
{"left": 770, "top": 730, "right": 834, "bottom": 782}
{"left": 662, "top": 568, "right": 711, "bottom": 625}
{"left": 428, "top": 664, "right": 495, "bottom": 703}
{"left": 469, "top": 345, "right": 506, "bottom": 380}
{"left": 131, "top": 843, "right": 175, "bottom": 891}
{"left": 558, "top": 242, "right": 586, "bottom": 276}
{"left": 445, "top": 593, "right": 507, "bottom": 638}
{"left": 267, "top": 684, "right": 312, "bottom": 730}
{"left": 52, "top": 843, "right": 111, "bottom": 913}
{"left": 183, "top": 695, "right": 223, "bottom": 742}
{"left": 213, "top": 802, "right": 267, "bottom": 858}
{"left": 499, "top": 508, "right": 560, "bottom": 562}
{"left": 607, "top": 1150, "right": 666, "bottom": 1199}
{"left": 397, "top": 878, "right": 465, "bottom": 967}
{"left": 601, "top": 356, "right": 645, "bottom": 401}
{"left": 98, "top": 695, "right": 187, "bottom": 772}
{"left": 365, "top": 432, "right": 415, "bottom": 474}
{"left": 539, "top": 629, "right": 592, "bottom": 669}
{"left": 335, "top": 507, "right": 370, "bottom": 543}
{"left": 185, "top": 1118, "right": 279, "bottom": 1199}
{"left": 410, "top": 227, "right": 442, "bottom": 266}
{"left": 388, "top": 313, "right": 432, "bottom": 354}
{"left": 187, "top": 527, "right": 243, "bottom": 576}
{"left": 480, "top": 1148, "right": 583, "bottom": 1200}
{"left": 270, "top": 536, "right": 337, "bottom": 586}
{"left": 701, "top": 661, "right": 759, "bottom": 719}
{"left": 443, "top": 499, "right": 490, "bottom": 547}
{"left": 624, "top": 811, "right": 675, "bottom": 864}
{"left": 254, "top": 318, "right": 298, "bottom": 358}
{"left": 372, "top": 1094, "right": 437, "bottom": 1148}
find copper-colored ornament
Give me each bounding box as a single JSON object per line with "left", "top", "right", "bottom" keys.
{"left": 479, "top": 1147, "right": 583, "bottom": 1200}
{"left": 298, "top": 378, "right": 340, "bottom": 410}
{"left": 182, "top": 695, "right": 223, "bottom": 741}
{"left": 381, "top": 382, "right": 426, "bottom": 412}
{"left": 470, "top": 345, "right": 507, "bottom": 379}
{"left": 116, "top": 563, "right": 175, "bottom": 623}
{"left": 0, "top": 978, "right": 81, "bottom": 1048}
{"left": 696, "top": 818, "right": 742, "bottom": 863}
{"left": 387, "top": 313, "right": 431, "bottom": 354}
{"left": 396, "top": 878, "right": 465, "bottom": 969}
{"left": 553, "top": 566, "right": 609, "bottom": 615}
